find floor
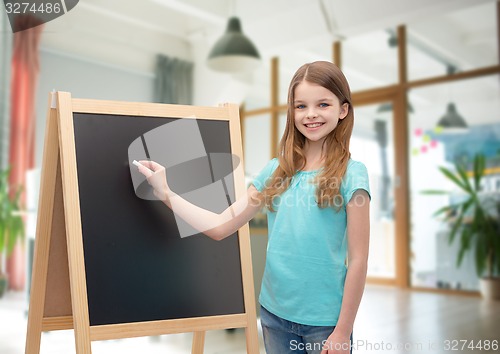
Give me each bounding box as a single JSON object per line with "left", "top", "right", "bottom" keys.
{"left": 1, "top": 285, "right": 499, "bottom": 354}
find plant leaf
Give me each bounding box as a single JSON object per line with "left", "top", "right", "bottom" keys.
{"left": 461, "top": 197, "right": 474, "bottom": 214}
{"left": 0, "top": 166, "right": 26, "bottom": 263}
{"left": 473, "top": 154, "right": 485, "bottom": 190}
{"left": 433, "top": 205, "right": 453, "bottom": 217}
{"left": 0, "top": 223, "right": 5, "bottom": 254}
{"left": 491, "top": 220, "right": 500, "bottom": 275}
{"left": 448, "top": 212, "right": 464, "bottom": 245}
{"left": 456, "top": 162, "right": 473, "bottom": 194}
{"left": 420, "top": 190, "right": 449, "bottom": 195}
{"left": 438, "top": 166, "right": 469, "bottom": 193}
{"left": 457, "top": 227, "right": 471, "bottom": 268}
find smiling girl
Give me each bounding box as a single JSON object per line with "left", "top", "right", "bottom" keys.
{"left": 138, "top": 61, "right": 370, "bottom": 354}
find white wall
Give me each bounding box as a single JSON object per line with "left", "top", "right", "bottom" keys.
{"left": 190, "top": 35, "right": 254, "bottom": 107}
{"left": 35, "top": 48, "right": 154, "bottom": 168}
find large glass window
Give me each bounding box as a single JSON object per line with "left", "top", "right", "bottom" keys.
{"left": 342, "top": 29, "right": 398, "bottom": 92}
{"left": 407, "top": 1, "right": 498, "bottom": 82}
{"left": 352, "top": 102, "right": 396, "bottom": 279}
{"left": 409, "top": 75, "right": 500, "bottom": 290}
{"left": 243, "top": 114, "right": 271, "bottom": 179}
{"left": 244, "top": 63, "right": 271, "bottom": 111}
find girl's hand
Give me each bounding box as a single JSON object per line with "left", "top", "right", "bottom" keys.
{"left": 137, "top": 160, "right": 170, "bottom": 202}
{"left": 321, "top": 330, "right": 351, "bottom": 354}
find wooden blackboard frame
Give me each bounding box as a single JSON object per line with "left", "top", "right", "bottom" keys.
{"left": 25, "top": 92, "right": 259, "bottom": 354}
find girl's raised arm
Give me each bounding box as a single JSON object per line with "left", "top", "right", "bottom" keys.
{"left": 137, "top": 160, "right": 264, "bottom": 241}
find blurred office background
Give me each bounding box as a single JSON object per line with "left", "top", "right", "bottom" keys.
{"left": 1, "top": 0, "right": 500, "bottom": 353}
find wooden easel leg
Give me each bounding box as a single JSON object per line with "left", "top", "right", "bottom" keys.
{"left": 25, "top": 103, "right": 60, "bottom": 354}
{"left": 191, "top": 331, "right": 206, "bottom": 354}
{"left": 25, "top": 215, "right": 52, "bottom": 354}
{"left": 56, "top": 92, "right": 93, "bottom": 354}
{"left": 245, "top": 322, "right": 260, "bottom": 354}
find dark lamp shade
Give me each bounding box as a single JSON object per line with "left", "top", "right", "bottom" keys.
{"left": 437, "top": 103, "right": 468, "bottom": 133}
{"left": 207, "top": 17, "right": 260, "bottom": 73}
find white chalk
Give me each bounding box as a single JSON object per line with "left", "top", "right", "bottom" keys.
{"left": 133, "top": 160, "right": 154, "bottom": 174}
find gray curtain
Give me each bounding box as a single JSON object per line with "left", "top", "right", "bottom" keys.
{"left": 154, "top": 54, "right": 193, "bottom": 105}
{"left": 0, "top": 4, "right": 13, "bottom": 170}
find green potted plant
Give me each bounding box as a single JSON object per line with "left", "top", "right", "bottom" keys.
{"left": 423, "top": 154, "right": 500, "bottom": 300}
{"left": 0, "top": 167, "right": 25, "bottom": 298}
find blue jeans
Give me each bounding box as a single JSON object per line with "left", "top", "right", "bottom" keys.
{"left": 260, "top": 306, "right": 352, "bottom": 354}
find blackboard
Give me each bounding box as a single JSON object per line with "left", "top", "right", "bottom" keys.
{"left": 25, "top": 93, "right": 259, "bottom": 354}
{"left": 73, "top": 113, "right": 245, "bottom": 326}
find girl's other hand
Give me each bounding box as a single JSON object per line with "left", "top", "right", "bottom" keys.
{"left": 321, "top": 330, "right": 351, "bottom": 354}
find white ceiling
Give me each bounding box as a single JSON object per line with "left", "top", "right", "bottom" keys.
{"left": 40, "top": 0, "right": 496, "bottom": 73}
{"left": 39, "top": 0, "right": 499, "bottom": 129}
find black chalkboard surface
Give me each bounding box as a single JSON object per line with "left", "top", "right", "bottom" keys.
{"left": 73, "top": 113, "right": 245, "bottom": 326}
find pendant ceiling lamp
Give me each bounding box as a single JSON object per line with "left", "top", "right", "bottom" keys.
{"left": 207, "top": 16, "right": 260, "bottom": 73}
{"left": 436, "top": 65, "right": 468, "bottom": 133}
{"left": 436, "top": 102, "right": 468, "bottom": 133}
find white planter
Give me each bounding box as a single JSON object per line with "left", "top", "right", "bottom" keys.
{"left": 479, "top": 277, "right": 500, "bottom": 301}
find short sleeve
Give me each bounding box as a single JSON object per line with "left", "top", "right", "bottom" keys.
{"left": 341, "top": 160, "right": 371, "bottom": 205}
{"left": 251, "top": 158, "right": 279, "bottom": 192}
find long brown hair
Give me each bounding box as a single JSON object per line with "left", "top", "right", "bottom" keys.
{"left": 260, "top": 61, "right": 354, "bottom": 211}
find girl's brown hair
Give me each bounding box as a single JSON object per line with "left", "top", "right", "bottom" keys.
{"left": 260, "top": 61, "right": 354, "bottom": 211}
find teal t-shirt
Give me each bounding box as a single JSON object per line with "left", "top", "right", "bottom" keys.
{"left": 252, "top": 158, "right": 370, "bottom": 326}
